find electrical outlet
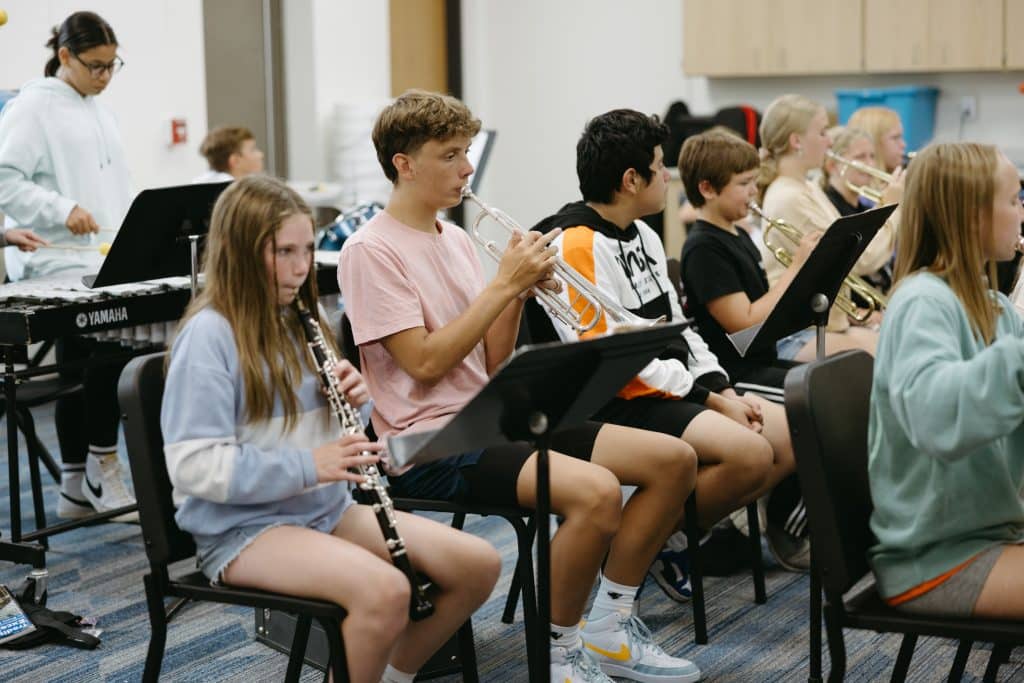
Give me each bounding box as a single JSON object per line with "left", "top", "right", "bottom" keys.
{"left": 960, "top": 95, "right": 977, "bottom": 120}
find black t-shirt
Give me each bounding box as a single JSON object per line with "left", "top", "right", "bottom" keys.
{"left": 824, "top": 184, "right": 866, "bottom": 217}
{"left": 679, "top": 219, "right": 777, "bottom": 378}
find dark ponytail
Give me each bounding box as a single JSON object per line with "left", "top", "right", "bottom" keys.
{"left": 44, "top": 11, "right": 118, "bottom": 77}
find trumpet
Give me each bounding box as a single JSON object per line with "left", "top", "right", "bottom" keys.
{"left": 826, "top": 150, "right": 894, "bottom": 205}
{"left": 749, "top": 202, "right": 888, "bottom": 322}
{"left": 460, "top": 187, "right": 662, "bottom": 333}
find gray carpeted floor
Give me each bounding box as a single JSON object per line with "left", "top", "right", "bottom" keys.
{"left": 1, "top": 402, "right": 1021, "bottom": 682}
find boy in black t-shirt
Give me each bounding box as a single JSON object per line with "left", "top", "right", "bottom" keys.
{"left": 679, "top": 131, "right": 821, "bottom": 393}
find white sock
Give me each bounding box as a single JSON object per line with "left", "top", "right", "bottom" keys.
{"left": 380, "top": 664, "right": 415, "bottom": 683}
{"left": 88, "top": 444, "right": 118, "bottom": 460}
{"left": 550, "top": 622, "right": 581, "bottom": 652}
{"left": 60, "top": 463, "right": 87, "bottom": 501}
{"left": 586, "top": 574, "right": 638, "bottom": 623}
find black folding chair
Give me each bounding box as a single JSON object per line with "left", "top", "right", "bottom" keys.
{"left": 785, "top": 350, "right": 1024, "bottom": 682}
{"left": 118, "top": 353, "right": 349, "bottom": 682}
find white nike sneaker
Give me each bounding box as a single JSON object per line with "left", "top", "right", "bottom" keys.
{"left": 56, "top": 468, "right": 94, "bottom": 519}
{"left": 582, "top": 612, "right": 701, "bottom": 683}
{"left": 83, "top": 453, "right": 138, "bottom": 523}
{"left": 551, "top": 644, "right": 614, "bottom": 683}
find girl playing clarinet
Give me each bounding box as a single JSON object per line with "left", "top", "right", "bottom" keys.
{"left": 161, "top": 175, "right": 500, "bottom": 683}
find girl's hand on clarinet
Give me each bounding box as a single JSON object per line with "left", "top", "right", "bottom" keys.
{"left": 330, "top": 359, "right": 371, "bottom": 408}
{"left": 313, "top": 433, "right": 382, "bottom": 483}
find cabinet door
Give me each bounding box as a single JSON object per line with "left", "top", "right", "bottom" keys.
{"left": 684, "top": 0, "right": 775, "bottom": 76}
{"left": 1006, "top": 0, "right": 1024, "bottom": 67}
{"left": 684, "top": 0, "right": 861, "bottom": 75}
{"left": 927, "top": 0, "right": 1003, "bottom": 70}
{"left": 864, "top": 0, "right": 930, "bottom": 71}
{"left": 776, "top": 0, "right": 862, "bottom": 74}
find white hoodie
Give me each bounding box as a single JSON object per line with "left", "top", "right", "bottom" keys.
{"left": 0, "top": 77, "right": 132, "bottom": 280}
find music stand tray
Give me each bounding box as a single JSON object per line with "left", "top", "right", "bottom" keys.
{"left": 389, "top": 322, "right": 687, "bottom": 683}
{"left": 85, "top": 182, "right": 231, "bottom": 288}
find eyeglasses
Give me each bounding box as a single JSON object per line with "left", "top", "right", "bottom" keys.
{"left": 71, "top": 52, "right": 125, "bottom": 78}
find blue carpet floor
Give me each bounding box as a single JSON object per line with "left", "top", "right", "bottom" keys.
{"left": 1, "top": 402, "right": 1022, "bottom": 681}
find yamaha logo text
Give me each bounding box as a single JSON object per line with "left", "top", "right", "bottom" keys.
{"left": 77, "top": 306, "right": 129, "bottom": 328}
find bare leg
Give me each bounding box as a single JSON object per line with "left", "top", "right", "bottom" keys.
{"left": 222, "top": 522, "right": 410, "bottom": 683}
{"left": 794, "top": 327, "right": 877, "bottom": 361}
{"left": 971, "top": 545, "right": 1024, "bottom": 619}
{"left": 332, "top": 506, "right": 501, "bottom": 674}
{"left": 587, "top": 424, "right": 698, "bottom": 585}
{"left": 516, "top": 452, "right": 623, "bottom": 626}
{"left": 681, "top": 410, "right": 774, "bottom": 529}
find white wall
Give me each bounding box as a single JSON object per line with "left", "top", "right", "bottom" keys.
{"left": 282, "top": 0, "right": 390, "bottom": 184}
{"left": 462, "top": 0, "right": 1024, "bottom": 229}
{"left": 0, "top": 0, "right": 208, "bottom": 191}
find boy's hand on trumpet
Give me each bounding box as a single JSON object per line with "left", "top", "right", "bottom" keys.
{"left": 4, "top": 228, "right": 50, "bottom": 252}
{"left": 496, "top": 228, "right": 562, "bottom": 298}
{"left": 66, "top": 205, "right": 100, "bottom": 235}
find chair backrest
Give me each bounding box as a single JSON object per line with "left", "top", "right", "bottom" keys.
{"left": 118, "top": 352, "right": 196, "bottom": 568}
{"left": 784, "top": 350, "right": 875, "bottom": 598}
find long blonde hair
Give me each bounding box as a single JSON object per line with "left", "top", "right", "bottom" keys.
{"left": 178, "top": 175, "right": 331, "bottom": 429}
{"left": 847, "top": 106, "right": 901, "bottom": 172}
{"left": 893, "top": 142, "right": 1001, "bottom": 343}
{"left": 756, "top": 94, "right": 824, "bottom": 202}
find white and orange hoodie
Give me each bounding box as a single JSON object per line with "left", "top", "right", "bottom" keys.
{"left": 532, "top": 202, "right": 730, "bottom": 404}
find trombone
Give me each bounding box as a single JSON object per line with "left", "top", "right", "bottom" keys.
{"left": 748, "top": 202, "right": 888, "bottom": 322}
{"left": 826, "top": 150, "right": 894, "bottom": 205}
{"left": 460, "top": 187, "right": 662, "bottom": 333}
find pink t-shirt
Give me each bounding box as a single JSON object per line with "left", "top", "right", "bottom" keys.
{"left": 338, "top": 210, "right": 490, "bottom": 439}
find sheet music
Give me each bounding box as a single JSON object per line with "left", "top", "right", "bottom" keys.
{"left": 726, "top": 322, "right": 764, "bottom": 358}
{"left": 0, "top": 274, "right": 188, "bottom": 303}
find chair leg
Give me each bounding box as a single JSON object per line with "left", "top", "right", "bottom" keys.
{"left": 511, "top": 516, "right": 540, "bottom": 681}
{"left": 320, "top": 616, "right": 349, "bottom": 683}
{"left": 456, "top": 617, "right": 479, "bottom": 683}
{"left": 683, "top": 492, "right": 707, "bottom": 644}
{"left": 809, "top": 547, "right": 823, "bottom": 683}
{"left": 450, "top": 511, "right": 467, "bottom": 531}
{"left": 284, "top": 614, "right": 312, "bottom": 683}
{"left": 746, "top": 502, "right": 767, "bottom": 604}
{"left": 890, "top": 633, "right": 917, "bottom": 682}
{"left": 502, "top": 515, "right": 536, "bottom": 625}
{"left": 947, "top": 640, "right": 972, "bottom": 682}
{"left": 822, "top": 608, "right": 846, "bottom": 683}
{"left": 142, "top": 574, "right": 168, "bottom": 683}
{"left": 982, "top": 643, "right": 1010, "bottom": 683}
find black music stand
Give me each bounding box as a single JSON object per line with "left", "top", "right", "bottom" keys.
{"left": 388, "top": 322, "right": 688, "bottom": 683}
{"left": 728, "top": 203, "right": 895, "bottom": 683}
{"left": 85, "top": 182, "right": 231, "bottom": 290}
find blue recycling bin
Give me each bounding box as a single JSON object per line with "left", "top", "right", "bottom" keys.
{"left": 835, "top": 85, "right": 939, "bottom": 152}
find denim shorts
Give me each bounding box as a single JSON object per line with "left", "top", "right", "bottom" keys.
{"left": 194, "top": 502, "right": 349, "bottom": 584}
{"left": 776, "top": 328, "right": 816, "bottom": 360}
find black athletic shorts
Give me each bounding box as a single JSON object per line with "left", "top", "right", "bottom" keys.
{"left": 593, "top": 397, "right": 706, "bottom": 437}
{"left": 461, "top": 421, "right": 603, "bottom": 506}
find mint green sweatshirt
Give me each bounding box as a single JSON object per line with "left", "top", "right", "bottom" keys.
{"left": 868, "top": 272, "right": 1024, "bottom": 599}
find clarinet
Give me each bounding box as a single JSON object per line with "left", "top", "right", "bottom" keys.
{"left": 294, "top": 300, "right": 434, "bottom": 621}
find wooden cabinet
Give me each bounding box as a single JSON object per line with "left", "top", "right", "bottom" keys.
{"left": 1007, "top": 0, "right": 1024, "bottom": 68}
{"left": 683, "top": 0, "right": 861, "bottom": 76}
{"left": 865, "top": 0, "right": 1002, "bottom": 72}
{"left": 685, "top": 0, "right": 1013, "bottom": 76}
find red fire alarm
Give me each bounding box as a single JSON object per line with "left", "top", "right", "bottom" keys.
{"left": 170, "top": 117, "right": 188, "bottom": 145}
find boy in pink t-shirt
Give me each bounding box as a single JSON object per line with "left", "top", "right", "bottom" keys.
{"left": 340, "top": 90, "right": 702, "bottom": 683}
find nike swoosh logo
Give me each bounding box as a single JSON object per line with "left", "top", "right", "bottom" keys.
{"left": 585, "top": 642, "right": 631, "bottom": 661}
{"left": 86, "top": 477, "right": 103, "bottom": 499}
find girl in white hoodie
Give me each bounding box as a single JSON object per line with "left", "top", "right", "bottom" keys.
{"left": 0, "top": 11, "right": 136, "bottom": 519}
